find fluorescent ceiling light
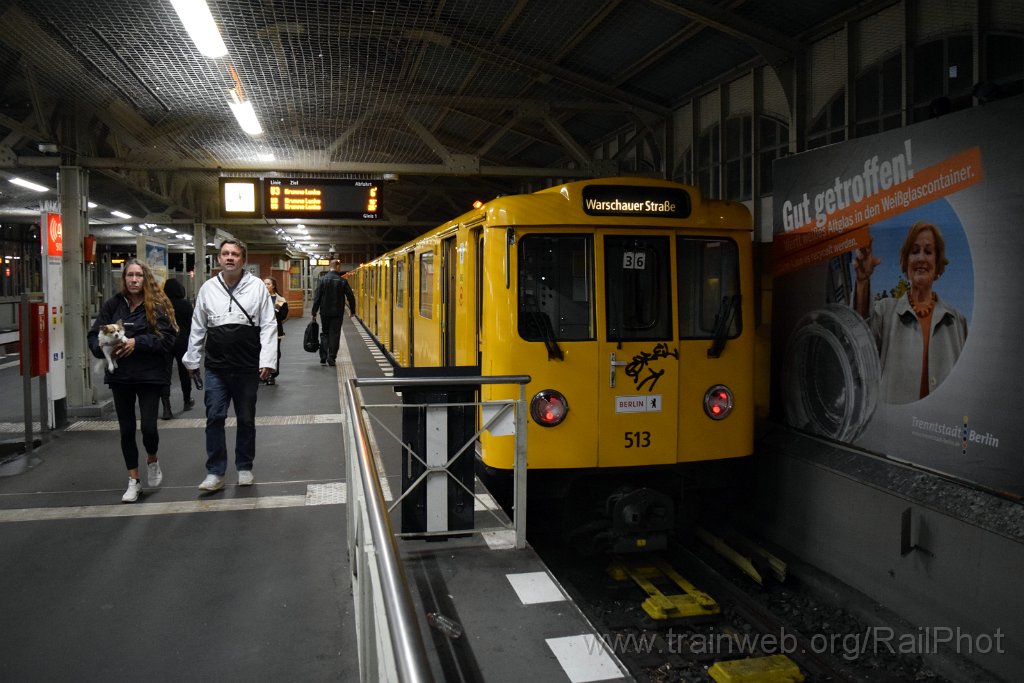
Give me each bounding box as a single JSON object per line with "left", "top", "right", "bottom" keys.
{"left": 228, "top": 98, "right": 263, "bottom": 136}
{"left": 256, "top": 153, "right": 275, "bottom": 161}
{"left": 163, "top": 227, "right": 178, "bottom": 234}
{"left": 9, "top": 177, "right": 49, "bottom": 192}
{"left": 111, "top": 210, "right": 132, "bottom": 219}
{"left": 87, "top": 202, "right": 98, "bottom": 208}
{"left": 121, "top": 225, "right": 134, "bottom": 232}
{"left": 170, "top": 0, "right": 228, "bottom": 58}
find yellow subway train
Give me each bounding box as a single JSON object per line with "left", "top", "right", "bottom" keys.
{"left": 349, "top": 177, "right": 755, "bottom": 552}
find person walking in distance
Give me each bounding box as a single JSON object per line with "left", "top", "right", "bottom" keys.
{"left": 87, "top": 259, "right": 178, "bottom": 503}
{"left": 263, "top": 276, "right": 289, "bottom": 385}
{"left": 160, "top": 278, "right": 194, "bottom": 418}
{"left": 310, "top": 259, "right": 356, "bottom": 367}
{"left": 183, "top": 239, "right": 277, "bottom": 490}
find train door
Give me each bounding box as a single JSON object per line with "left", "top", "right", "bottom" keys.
{"left": 441, "top": 236, "right": 458, "bottom": 365}
{"left": 385, "top": 258, "right": 394, "bottom": 352}
{"left": 597, "top": 234, "right": 678, "bottom": 467}
{"left": 406, "top": 251, "right": 415, "bottom": 367}
{"left": 474, "top": 229, "right": 483, "bottom": 366}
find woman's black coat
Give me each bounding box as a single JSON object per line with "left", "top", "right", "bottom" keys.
{"left": 87, "top": 294, "right": 176, "bottom": 385}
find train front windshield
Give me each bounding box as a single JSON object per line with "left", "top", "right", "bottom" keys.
{"left": 517, "top": 233, "right": 741, "bottom": 344}
{"left": 518, "top": 235, "right": 594, "bottom": 341}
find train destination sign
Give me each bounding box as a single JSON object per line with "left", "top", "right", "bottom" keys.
{"left": 581, "top": 185, "right": 691, "bottom": 218}
{"left": 264, "top": 178, "right": 381, "bottom": 219}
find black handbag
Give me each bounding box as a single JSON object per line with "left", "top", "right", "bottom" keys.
{"left": 303, "top": 319, "right": 320, "bottom": 353}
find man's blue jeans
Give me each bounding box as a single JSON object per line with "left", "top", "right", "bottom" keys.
{"left": 204, "top": 369, "right": 259, "bottom": 475}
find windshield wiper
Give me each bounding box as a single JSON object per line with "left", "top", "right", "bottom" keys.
{"left": 525, "top": 305, "right": 564, "bottom": 360}
{"left": 707, "top": 294, "right": 739, "bottom": 359}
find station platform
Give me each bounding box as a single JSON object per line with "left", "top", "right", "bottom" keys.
{"left": 0, "top": 315, "right": 629, "bottom": 682}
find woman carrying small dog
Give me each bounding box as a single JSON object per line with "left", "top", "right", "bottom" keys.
{"left": 88, "top": 259, "right": 178, "bottom": 503}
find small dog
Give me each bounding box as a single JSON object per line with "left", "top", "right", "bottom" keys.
{"left": 97, "top": 320, "right": 128, "bottom": 373}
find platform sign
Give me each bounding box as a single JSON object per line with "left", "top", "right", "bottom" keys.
{"left": 264, "top": 178, "right": 381, "bottom": 219}
{"left": 40, "top": 212, "right": 66, "bottom": 418}
{"left": 45, "top": 212, "right": 63, "bottom": 257}
{"left": 771, "top": 95, "right": 1024, "bottom": 497}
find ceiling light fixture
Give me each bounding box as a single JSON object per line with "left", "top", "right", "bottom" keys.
{"left": 111, "top": 210, "right": 132, "bottom": 219}
{"left": 228, "top": 97, "right": 263, "bottom": 135}
{"left": 9, "top": 177, "right": 49, "bottom": 192}
{"left": 170, "top": 0, "right": 228, "bottom": 58}
{"left": 227, "top": 64, "right": 263, "bottom": 136}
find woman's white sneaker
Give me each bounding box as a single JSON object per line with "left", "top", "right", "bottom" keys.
{"left": 122, "top": 478, "right": 142, "bottom": 503}
{"left": 147, "top": 461, "right": 163, "bottom": 487}
{"left": 238, "top": 470, "right": 254, "bottom": 486}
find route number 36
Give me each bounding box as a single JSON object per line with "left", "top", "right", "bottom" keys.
{"left": 622, "top": 251, "right": 647, "bottom": 270}
{"left": 624, "top": 431, "right": 651, "bottom": 448}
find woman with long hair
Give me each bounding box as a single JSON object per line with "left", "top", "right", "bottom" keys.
{"left": 88, "top": 259, "right": 178, "bottom": 502}
{"left": 263, "top": 276, "right": 289, "bottom": 385}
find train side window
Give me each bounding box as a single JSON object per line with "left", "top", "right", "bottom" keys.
{"left": 677, "top": 238, "right": 741, "bottom": 339}
{"left": 604, "top": 235, "right": 672, "bottom": 341}
{"left": 518, "top": 235, "right": 593, "bottom": 341}
{"left": 395, "top": 260, "right": 405, "bottom": 309}
{"left": 419, "top": 251, "right": 433, "bottom": 318}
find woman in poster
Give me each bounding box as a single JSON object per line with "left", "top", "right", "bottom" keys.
{"left": 854, "top": 221, "right": 968, "bottom": 403}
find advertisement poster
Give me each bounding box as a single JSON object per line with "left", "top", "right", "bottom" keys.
{"left": 771, "top": 95, "right": 1024, "bottom": 497}
{"left": 144, "top": 240, "right": 168, "bottom": 284}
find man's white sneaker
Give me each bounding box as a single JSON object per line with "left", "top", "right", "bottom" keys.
{"left": 238, "top": 470, "right": 254, "bottom": 486}
{"left": 122, "top": 478, "right": 142, "bottom": 503}
{"left": 198, "top": 474, "right": 224, "bottom": 491}
{"left": 147, "top": 461, "right": 163, "bottom": 487}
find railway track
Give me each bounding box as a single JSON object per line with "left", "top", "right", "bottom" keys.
{"left": 533, "top": 529, "right": 956, "bottom": 682}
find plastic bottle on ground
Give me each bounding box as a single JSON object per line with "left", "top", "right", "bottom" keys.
{"left": 426, "top": 611, "right": 463, "bottom": 638}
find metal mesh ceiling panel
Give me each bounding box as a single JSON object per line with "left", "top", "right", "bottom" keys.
{"left": 0, "top": 0, "right": 876, "bottom": 250}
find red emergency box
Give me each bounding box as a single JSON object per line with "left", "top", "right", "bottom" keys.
{"left": 19, "top": 302, "right": 48, "bottom": 377}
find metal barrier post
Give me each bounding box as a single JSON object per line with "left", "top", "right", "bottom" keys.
{"left": 514, "top": 382, "right": 528, "bottom": 550}
{"left": 20, "top": 294, "right": 33, "bottom": 457}
{"left": 343, "top": 374, "right": 531, "bottom": 680}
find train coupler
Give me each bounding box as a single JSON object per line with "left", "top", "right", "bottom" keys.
{"left": 606, "top": 486, "right": 674, "bottom": 554}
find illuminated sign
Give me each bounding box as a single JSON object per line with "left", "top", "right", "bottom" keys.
{"left": 265, "top": 178, "right": 381, "bottom": 219}
{"left": 220, "top": 178, "right": 261, "bottom": 218}
{"left": 581, "top": 185, "right": 691, "bottom": 218}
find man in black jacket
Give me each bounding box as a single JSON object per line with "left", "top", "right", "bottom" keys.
{"left": 310, "top": 259, "right": 357, "bottom": 367}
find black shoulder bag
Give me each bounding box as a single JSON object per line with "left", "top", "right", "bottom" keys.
{"left": 217, "top": 275, "right": 263, "bottom": 368}
{"left": 219, "top": 275, "right": 257, "bottom": 327}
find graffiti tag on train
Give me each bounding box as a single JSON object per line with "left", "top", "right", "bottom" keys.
{"left": 625, "top": 343, "right": 679, "bottom": 392}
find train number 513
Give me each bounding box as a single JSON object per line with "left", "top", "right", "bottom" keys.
{"left": 624, "top": 431, "right": 651, "bottom": 448}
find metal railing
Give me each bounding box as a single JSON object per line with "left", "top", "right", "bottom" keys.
{"left": 343, "top": 374, "right": 530, "bottom": 683}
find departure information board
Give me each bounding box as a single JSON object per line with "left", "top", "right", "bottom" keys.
{"left": 264, "top": 178, "right": 381, "bottom": 219}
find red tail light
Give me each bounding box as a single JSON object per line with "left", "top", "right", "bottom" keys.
{"left": 703, "top": 385, "right": 734, "bottom": 420}
{"left": 530, "top": 390, "right": 569, "bottom": 427}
